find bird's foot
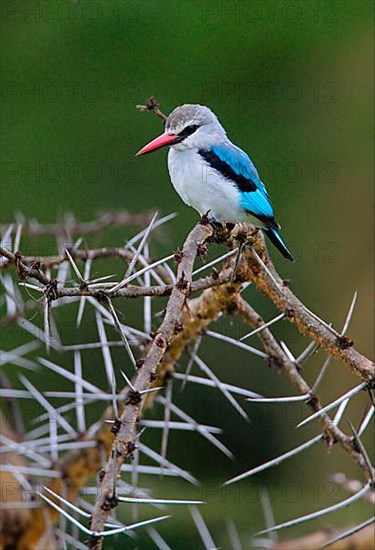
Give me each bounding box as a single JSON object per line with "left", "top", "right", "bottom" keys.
{"left": 210, "top": 220, "right": 225, "bottom": 231}
{"left": 199, "top": 211, "right": 224, "bottom": 231}
{"left": 199, "top": 211, "right": 211, "bottom": 226}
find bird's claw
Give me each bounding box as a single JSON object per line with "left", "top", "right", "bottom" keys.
{"left": 199, "top": 211, "right": 224, "bottom": 231}
{"left": 210, "top": 220, "right": 224, "bottom": 231}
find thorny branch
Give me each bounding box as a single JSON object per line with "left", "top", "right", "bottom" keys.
{"left": 0, "top": 211, "right": 153, "bottom": 239}
{"left": 235, "top": 297, "right": 372, "bottom": 476}
{"left": 1, "top": 221, "right": 373, "bottom": 549}
{"left": 87, "top": 222, "right": 213, "bottom": 547}
{"left": 238, "top": 235, "right": 374, "bottom": 382}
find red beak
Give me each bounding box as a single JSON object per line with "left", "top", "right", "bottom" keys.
{"left": 136, "top": 132, "right": 178, "bottom": 156}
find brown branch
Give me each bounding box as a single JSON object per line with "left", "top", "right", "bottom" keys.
{"left": 0, "top": 246, "right": 134, "bottom": 271}
{"left": 0, "top": 246, "right": 51, "bottom": 286}
{"left": 136, "top": 97, "right": 167, "bottom": 123}
{"left": 0, "top": 211, "right": 153, "bottom": 238}
{"left": 235, "top": 297, "right": 372, "bottom": 479}
{"left": 88, "top": 222, "right": 213, "bottom": 548}
{"left": 0, "top": 244, "right": 232, "bottom": 308}
{"left": 237, "top": 230, "right": 374, "bottom": 382}
{"left": 144, "top": 268, "right": 241, "bottom": 408}
{"left": 0, "top": 245, "right": 174, "bottom": 287}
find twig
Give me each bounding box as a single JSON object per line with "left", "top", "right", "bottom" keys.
{"left": 136, "top": 97, "right": 168, "bottom": 123}
{"left": 0, "top": 211, "right": 153, "bottom": 238}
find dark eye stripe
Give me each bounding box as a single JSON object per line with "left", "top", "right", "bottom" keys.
{"left": 179, "top": 124, "right": 199, "bottom": 138}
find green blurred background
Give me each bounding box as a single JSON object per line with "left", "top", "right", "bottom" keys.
{"left": 1, "top": 1, "right": 374, "bottom": 548}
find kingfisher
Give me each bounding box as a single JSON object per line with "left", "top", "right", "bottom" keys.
{"left": 136, "top": 104, "right": 294, "bottom": 261}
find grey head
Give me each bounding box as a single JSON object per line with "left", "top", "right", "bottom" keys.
{"left": 166, "top": 104, "right": 226, "bottom": 150}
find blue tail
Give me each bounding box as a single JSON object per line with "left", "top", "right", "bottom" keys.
{"left": 264, "top": 228, "right": 295, "bottom": 261}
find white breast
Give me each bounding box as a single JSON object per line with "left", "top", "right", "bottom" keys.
{"left": 167, "top": 148, "right": 246, "bottom": 223}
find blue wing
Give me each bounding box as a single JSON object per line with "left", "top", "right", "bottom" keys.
{"left": 199, "top": 142, "right": 294, "bottom": 261}
{"left": 199, "top": 142, "right": 277, "bottom": 226}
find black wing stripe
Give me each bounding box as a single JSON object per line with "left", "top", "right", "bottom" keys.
{"left": 198, "top": 149, "right": 258, "bottom": 193}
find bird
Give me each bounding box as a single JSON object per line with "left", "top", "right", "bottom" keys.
{"left": 136, "top": 104, "right": 294, "bottom": 261}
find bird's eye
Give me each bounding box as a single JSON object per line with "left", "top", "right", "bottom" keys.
{"left": 179, "top": 124, "right": 199, "bottom": 138}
